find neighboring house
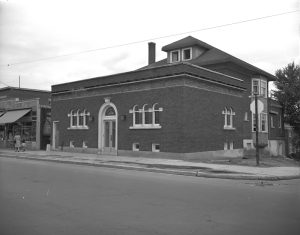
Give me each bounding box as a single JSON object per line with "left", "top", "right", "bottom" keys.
{"left": 51, "top": 36, "right": 284, "bottom": 159}
{"left": 0, "top": 87, "right": 51, "bottom": 150}
{"left": 268, "top": 99, "right": 285, "bottom": 156}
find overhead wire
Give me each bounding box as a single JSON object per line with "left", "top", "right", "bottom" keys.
{"left": 0, "top": 9, "right": 299, "bottom": 67}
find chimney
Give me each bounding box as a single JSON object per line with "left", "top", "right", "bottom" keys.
{"left": 148, "top": 42, "right": 156, "bottom": 65}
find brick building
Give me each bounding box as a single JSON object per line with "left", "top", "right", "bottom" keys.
{"left": 51, "top": 36, "right": 284, "bottom": 159}
{"left": 0, "top": 87, "right": 51, "bottom": 150}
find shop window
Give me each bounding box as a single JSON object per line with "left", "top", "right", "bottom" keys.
{"left": 129, "top": 103, "right": 163, "bottom": 129}
{"left": 222, "top": 107, "right": 235, "bottom": 129}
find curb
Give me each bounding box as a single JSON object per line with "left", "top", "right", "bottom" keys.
{"left": 1, "top": 154, "right": 300, "bottom": 181}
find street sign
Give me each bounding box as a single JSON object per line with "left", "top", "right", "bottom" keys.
{"left": 250, "top": 100, "right": 263, "bottom": 113}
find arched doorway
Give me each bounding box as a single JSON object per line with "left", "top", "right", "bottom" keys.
{"left": 98, "top": 101, "right": 118, "bottom": 155}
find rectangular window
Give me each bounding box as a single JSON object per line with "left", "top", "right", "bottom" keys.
{"left": 170, "top": 50, "right": 180, "bottom": 63}
{"left": 252, "top": 80, "right": 259, "bottom": 95}
{"left": 261, "top": 113, "right": 267, "bottom": 132}
{"left": 261, "top": 80, "right": 267, "bottom": 98}
{"left": 132, "top": 143, "right": 140, "bottom": 151}
{"left": 152, "top": 143, "right": 160, "bottom": 152}
{"left": 182, "top": 48, "right": 192, "bottom": 61}
{"left": 252, "top": 79, "right": 267, "bottom": 97}
{"left": 270, "top": 116, "right": 274, "bottom": 128}
{"left": 278, "top": 115, "right": 281, "bottom": 128}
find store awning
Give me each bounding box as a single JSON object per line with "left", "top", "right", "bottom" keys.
{"left": 0, "top": 109, "right": 31, "bottom": 124}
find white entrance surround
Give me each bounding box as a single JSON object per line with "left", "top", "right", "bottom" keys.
{"left": 98, "top": 98, "right": 118, "bottom": 154}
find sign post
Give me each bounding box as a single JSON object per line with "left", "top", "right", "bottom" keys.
{"left": 254, "top": 94, "right": 259, "bottom": 166}
{"left": 250, "top": 95, "right": 263, "bottom": 166}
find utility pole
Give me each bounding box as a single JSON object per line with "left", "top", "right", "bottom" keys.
{"left": 19, "top": 75, "right": 20, "bottom": 88}
{"left": 254, "top": 93, "right": 260, "bottom": 166}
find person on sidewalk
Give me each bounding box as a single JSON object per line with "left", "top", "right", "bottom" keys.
{"left": 14, "top": 133, "right": 21, "bottom": 152}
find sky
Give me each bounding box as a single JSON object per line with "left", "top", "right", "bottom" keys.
{"left": 0, "top": 0, "right": 299, "bottom": 91}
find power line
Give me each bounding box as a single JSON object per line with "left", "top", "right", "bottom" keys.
{"left": 1, "top": 9, "right": 299, "bottom": 67}
{"left": 0, "top": 80, "right": 10, "bottom": 87}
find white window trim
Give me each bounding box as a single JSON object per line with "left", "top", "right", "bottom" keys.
{"left": 132, "top": 143, "right": 140, "bottom": 151}
{"left": 68, "top": 109, "right": 90, "bottom": 130}
{"left": 260, "top": 80, "right": 267, "bottom": 98}
{"left": 252, "top": 78, "right": 267, "bottom": 98}
{"left": 260, "top": 112, "right": 268, "bottom": 132}
{"left": 130, "top": 103, "right": 163, "bottom": 129}
{"left": 222, "top": 107, "right": 235, "bottom": 130}
{"left": 252, "top": 112, "right": 268, "bottom": 132}
{"left": 182, "top": 47, "right": 192, "bottom": 61}
{"left": 170, "top": 50, "right": 180, "bottom": 63}
{"left": 152, "top": 143, "right": 160, "bottom": 152}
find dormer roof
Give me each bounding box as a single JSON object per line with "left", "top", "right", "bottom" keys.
{"left": 142, "top": 36, "right": 276, "bottom": 81}
{"left": 162, "top": 36, "right": 213, "bottom": 52}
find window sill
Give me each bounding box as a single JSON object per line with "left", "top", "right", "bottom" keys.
{"left": 68, "top": 126, "right": 89, "bottom": 130}
{"left": 130, "top": 125, "right": 161, "bottom": 129}
{"left": 252, "top": 131, "right": 268, "bottom": 133}
{"left": 223, "top": 127, "right": 236, "bottom": 130}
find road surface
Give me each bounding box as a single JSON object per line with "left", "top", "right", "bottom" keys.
{"left": 0, "top": 157, "right": 299, "bottom": 235}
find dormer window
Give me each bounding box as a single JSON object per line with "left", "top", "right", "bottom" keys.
{"left": 182, "top": 48, "right": 192, "bottom": 61}
{"left": 170, "top": 50, "right": 180, "bottom": 63}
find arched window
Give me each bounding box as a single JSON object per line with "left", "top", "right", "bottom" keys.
{"left": 78, "top": 109, "right": 84, "bottom": 126}
{"left": 71, "top": 110, "right": 78, "bottom": 127}
{"left": 143, "top": 104, "right": 152, "bottom": 125}
{"left": 105, "top": 106, "right": 116, "bottom": 116}
{"left": 222, "top": 107, "right": 235, "bottom": 129}
{"left": 133, "top": 105, "right": 142, "bottom": 126}
{"left": 153, "top": 103, "right": 163, "bottom": 125}
{"left": 82, "top": 109, "right": 90, "bottom": 127}
{"left": 68, "top": 109, "right": 90, "bottom": 129}
{"left": 130, "top": 103, "right": 163, "bottom": 129}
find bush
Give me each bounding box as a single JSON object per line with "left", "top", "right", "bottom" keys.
{"left": 288, "top": 152, "right": 300, "bottom": 161}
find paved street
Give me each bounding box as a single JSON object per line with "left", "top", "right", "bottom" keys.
{"left": 0, "top": 157, "right": 299, "bottom": 235}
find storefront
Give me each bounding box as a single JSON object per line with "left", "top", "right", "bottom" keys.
{"left": 0, "top": 98, "right": 51, "bottom": 150}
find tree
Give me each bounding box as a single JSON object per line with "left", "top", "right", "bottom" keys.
{"left": 273, "top": 62, "right": 300, "bottom": 148}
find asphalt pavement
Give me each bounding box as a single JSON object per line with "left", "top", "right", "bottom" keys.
{"left": 0, "top": 149, "right": 299, "bottom": 180}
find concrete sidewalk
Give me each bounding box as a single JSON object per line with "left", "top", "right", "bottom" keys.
{"left": 0, "top": 149, "right": 300, "bottom": 180}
